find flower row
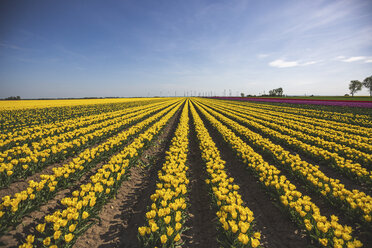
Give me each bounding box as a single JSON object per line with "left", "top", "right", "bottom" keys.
{"left": 138, "top": 101, "right": 190, "bottom": 247}
{"left": 0, "top": 98, "right": 165, "bottom": 133}
{"left": 190, "top": 102, "right": 261, "bottom": 248}
{"left": 17, "top": 99, "right": 183, "bottom": 248}
{"left": 209, "top": 99, "right": 372, "bottom": 156}
{"left": 198, "top": 101, "right": 372, "bottom": 225}
{"left": 221, "top": 99, "right": 372, "bottom": 138}
{"left": 234, "top": 99, "right": 372, "bottom": 129}
{"left": 194, "top": 101, "right": 362, "bottom": 248}
{"left": 208, "top": 99, "right": 371, "bottom": 147}
{"left": 0, "top": 100, "right": 168, "bottom": 151}
{"left": 0, "top": 101, "right": 182, "bottom": 234}
{"left": 0, "top": 101, "right": 177, "bottom": 187}
{"left": 0, "top": 100, "right": 170, "bottom": 161}
{"left": 206, "top": 101, "right": 372, "bottom": 181}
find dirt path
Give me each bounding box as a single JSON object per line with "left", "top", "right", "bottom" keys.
{"left": 196, "top": 105, "right": 312, "bottom": 248}
{"left": 182, "top": 111, "right": 219, "bottom": 248}
{"left": 73, "top": 106, "right": 182, "bottom": 248}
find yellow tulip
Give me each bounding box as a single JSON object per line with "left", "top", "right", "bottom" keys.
{"left": 64, "top": 233, "right": 74, "bottom": 243}
{"left": 160, "top": 234, "right": 167, "bottom": 244}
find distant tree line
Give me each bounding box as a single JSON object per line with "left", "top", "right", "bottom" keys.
{"left": 268, "top": 87, "right": 283, "bottom": 97}
{"left": 349, "top": 75, "right": 372, "bottom": 96}
{"left": 240, "top": 87, "right": 284, "bottom": 97}
{"left": 4, "top": 96, "right": 21, "bottom": 100}
{"left": 240, "top": 93, "right": 257, "bottom": 97}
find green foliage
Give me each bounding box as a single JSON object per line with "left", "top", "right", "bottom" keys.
{"left": 5, "top": 96, "right": 21, "bottom": 100}
{"left": 269, "top": 87, "right": 283, "bottom": 97}
{"left": 349, "top": 80, "right": 362, "bottom": 96}
{"left": 362, "top": 75, "right": 372, "bottom": 96}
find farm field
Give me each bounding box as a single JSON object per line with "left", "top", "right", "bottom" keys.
{"left": 0, "top": 97, "right": 371, "bottom": 248}
{"left": 209, "top": 97, "right": 372, "bottom": 109}
{"left": 235, "top": 96, "right": 372, "bottom": 101}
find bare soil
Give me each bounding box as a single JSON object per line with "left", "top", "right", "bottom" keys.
{"left": 195, "top": 104, "right": 313, "bottom": 248}
{"left": 0, "top": 161, "right": 104, "bottom": 248}
{"left": 0, "top": 106, "right": 179, "bottom": 248}
{"left": 2, "top": 100, "right": 370, "bottom": 248}
{"left": 197, "top": 103, "right": 372, "bottom": 247}
{"left": 0, "top": 156, "right": 75, "bottom": 199}
{"left": 182, "top": 111, "right": 219, "bottom": 248}
{"left": 73, "top": 105, "right": 182, "bottom": 248}
{"left": 0, "top": 107, "right": 165, "bottom": 198}
{"left": 209, "top": 104, "right": 371, "bottom": 195}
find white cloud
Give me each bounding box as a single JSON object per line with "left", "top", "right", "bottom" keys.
{"left": 269, "top": 59, "right": 319, "bottom": 68}
{"left": 269, "top": 59, "right": 299, "bottom": 68}
{"left": 335, "top": 56, "right": 372, "bottom": 63}
{"left": 341, "top": 56, "right": 366, "bottom": 62}
{"left": 334, "top": 56, "right": 345, "bottom": 60}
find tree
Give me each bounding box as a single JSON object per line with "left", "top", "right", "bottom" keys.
{"left": 268, "top": 87, "right": 284, "bottom": 97}
{"left": 5, "top": 96, "right": 21, "bottom": 100}
{"left": 277, "top": 87, "right": 283, "bottom": 96}
{"left": 240, "top": 92, "right": 245, "bottom": 97}
{"left": 362, "top": 75, "right": 372, "bottom": 97}
{"left": 349, "top": 80, "right": 362, "bottom": 96}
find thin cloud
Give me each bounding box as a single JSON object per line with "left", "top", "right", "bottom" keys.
{"left": 257, "top": 54, "right": 269, "bottom": 59}
{"left": 0, "top": 42, "right": 27, "bottom": 51}
{"left": 341, "top": 56, "right": 366, "bottom": 62}
{"left": 269, "top": 59, "right": 299, "bottom": 68}
{"left": 335, "top": 56, "right": 372, "bottom": 63}
{"left": 270, "top": 1, "right": 365, "bottom": 38}
{"left": 334, "top": 56, "right": 345, "bottom": 60}
{"left": 269, "top": 59, "right": 318, "bottom": 68}
{"left": 302, "top": 61, "right": 318, "bottom": 65}
{"left": 55, "top": 46, "right": 89, "bottom": 61}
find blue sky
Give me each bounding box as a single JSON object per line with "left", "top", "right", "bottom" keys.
{"left": 0, "top": 0, "right": 371, "bottom": 98}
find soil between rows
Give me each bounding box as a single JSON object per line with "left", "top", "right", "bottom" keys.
{"left": 221, "top": 100, "right": 372, "bottom": 129}
{"left": 0, "top": 102, "right": 176, "bottom": 197}
{"left": 209, "top": 103, "right": 372, "bottom": 195}
{"left": 0, "top": 104, "right": 180, "bottom": 248}
{"left": 0, "top": 105, "right": 167, "bottom": 199}
{"left": 193, "top": 102, "right": 313, "bottom": 248}
{"left": 0, "top": 155, "right": 76, "bottom": 200}
{"left": 0, "top": 160, "right": 104, "bottom": 248}
{"left": 182, "top": 109, "right": 219, "bottom": 248}
{"left": 201, "top": 103, "right": 372, "bottom": 241}
{"left": 2, "top": 100, "right": 370, "bottom": 247}
{"left": 74, "top": 104, "right": 182, "bottom": 248}
{"left": 204, "top": 102, "right": 372, "bottom": 201}
{"left": 197, "top": 101, "right": 372, "bottom": 247}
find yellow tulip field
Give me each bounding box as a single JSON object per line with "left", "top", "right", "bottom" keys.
{"left": 0, "top": 97, "right": 371, "bottom": 248}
